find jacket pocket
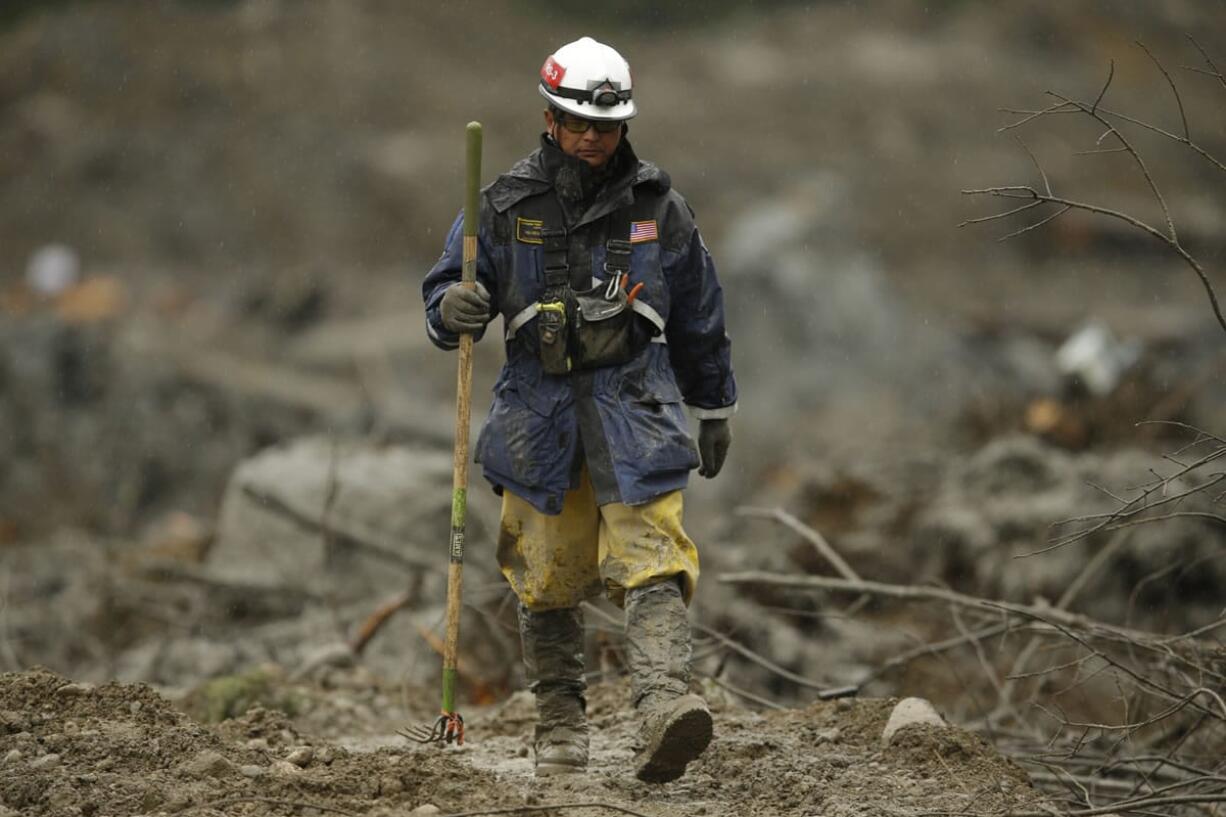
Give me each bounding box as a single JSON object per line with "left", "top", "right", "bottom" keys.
{"left": 476, "top": 375, "right": 572, "bottom": 489}
{"left": 617, "top": 364, "right": 700, "bottom": 469}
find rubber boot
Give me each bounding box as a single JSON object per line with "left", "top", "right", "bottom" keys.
{"left": 518, "top": 604, "right": 589, "bottom": 776}
{"left": 625, "top": 579, "right": 712, "bottom": 784}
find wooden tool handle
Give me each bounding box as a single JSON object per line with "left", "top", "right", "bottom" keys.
{"left": 442, "top": 121, "right": 482, "bottom": 715}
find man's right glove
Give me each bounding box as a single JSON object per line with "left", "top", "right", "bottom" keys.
{"left": 440, "top": 281, "right": 492, "bottom": 334}
{"left": 697, "top": 418, "right": 731, "bottom": 478}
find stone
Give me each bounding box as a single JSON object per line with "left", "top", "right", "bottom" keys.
{"left": 30, "top": 753, "right": 61, "bottom": 770}
{"left": 271, "top": 760, "right": 301, "bottom": 776}
{"left": 55, "top": 682, "right": 94, "bottom": 697}
{"left": 182, "top": 750, "right": 233, "bottom": 778}
{"left": 286, "top": 746, "right": 314, "bottom": 767}
{"left": 410, "top": 806, "right": 441, "bottom": 816}
{"left": 207, "top": 437, "right": 499, "bottom": 601}
{"left": 881, "top": 697, "right": 945, "bottom": 746}
{"left": 3, "top": 750, "right": 21, "bottom": 765}
{"left": 239, "top": 765, "right": 264, "bottom": 779}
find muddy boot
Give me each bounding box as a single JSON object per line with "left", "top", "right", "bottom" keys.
{"left": 518, "top": 604, "right": 589, "bottom": 776}
{"left": 625, "top": 580, "right": 712, "bottom": 784}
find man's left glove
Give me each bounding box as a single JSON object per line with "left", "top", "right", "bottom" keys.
{"left": 697, "top": 419, "right": 731, "bottom": 478}
{"left": 440, "top": 281, "right": 492, "bottom": 334}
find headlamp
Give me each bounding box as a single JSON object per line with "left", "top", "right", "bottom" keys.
{"left": 593, "top": 87, "right": 621, "bottom": 107}
{"left": 543, "top": 79, "right": 632, "bottom": 109}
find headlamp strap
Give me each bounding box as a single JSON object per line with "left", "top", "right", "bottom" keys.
{"left": 542, "top": 81, "right": 632, "bottom": 107}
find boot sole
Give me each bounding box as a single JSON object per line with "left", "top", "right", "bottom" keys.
{"left": 635, "top": 702, "right": 713, "bottom": 784}
{"left": 535, "top": 761, "right": 586, "bottom": 777}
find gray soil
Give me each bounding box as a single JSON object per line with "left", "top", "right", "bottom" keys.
{"left": 0, "top": 667, "right": 1040, "bottom": 817}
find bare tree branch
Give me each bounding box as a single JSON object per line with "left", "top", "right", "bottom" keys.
{"left": 967, "top": 40, "right": 1226, "bottom": 338}
{"left": 998, "top": 205, "right": 1072, "bottom": 242}
{"left": 963, "top": 183, "right": 1226, "bottom": 336}
{"left": 736, "top": 506, "right": 862, "bottom": 582}
{"left": 1043, "top": 90, "right": 1176, "bottom": 243}
{"left": 716, "top": 571, "right": 1221, "bottom": 659}
{"left": 1135, "top": 41, "right": 1190, "bottom": 140}
{"left": 956, "top": 199, "right": 1045, "bottom": 228}
{"left": 1090, "top": 59, "right": 1114, "bottom": 114}
{"left": 1186, "top": 35, "right": 1226, "bottom": 93}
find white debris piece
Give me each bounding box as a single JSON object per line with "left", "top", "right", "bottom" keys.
{"left": 881, "top": 697, "right": 945, "bottom": 745}
{"left": 1055, "top": 322, "right": 1141, "bottom": 396}
{"left": 25, "top": 244, "right": 80, "bottom": 296}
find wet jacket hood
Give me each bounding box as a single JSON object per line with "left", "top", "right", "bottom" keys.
{"left": 486, "top": 135, "right": 671, "bottom": 215}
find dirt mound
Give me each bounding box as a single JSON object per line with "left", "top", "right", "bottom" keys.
{"left": 0, "top": 667, "right": 1042, "bottom": 817}
{"left": 0, "top": 667, "right": 502, "bottom": 817}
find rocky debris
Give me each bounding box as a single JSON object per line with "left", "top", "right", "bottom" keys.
{"left": 271, "top": 759, "right": 302, "bottom": 776}
{"left": 915, "top": 434, "right": 1226, "bottom": 625}
{"left": 208, "top": 435, "right": 500, "bottom": 599}
{"left": 286, "top": 746, "right": 314, "bottom": 767}
{"left": 0, "top": 313, "right": 318, "bottom": 538}
{"left": 181, "top": 749, "right": 233, "bottom": 778}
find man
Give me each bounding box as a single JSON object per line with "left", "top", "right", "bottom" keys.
{"left": 422, "top": 36, "right": 736, "bottom": 783}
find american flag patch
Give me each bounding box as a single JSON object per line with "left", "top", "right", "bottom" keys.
{"left": 629, "top": 220, "right": 658, "bottom": 243}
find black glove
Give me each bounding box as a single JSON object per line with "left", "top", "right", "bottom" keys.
{"left": 440, "top": 282, "right": 492, "bottom": 334}
{"left": 697, "top": 418, "right": 731, "bottom": 478}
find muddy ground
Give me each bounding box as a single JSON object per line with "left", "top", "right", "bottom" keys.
{"left": 1, "top": 667, "right": 1038, "bottom": 817}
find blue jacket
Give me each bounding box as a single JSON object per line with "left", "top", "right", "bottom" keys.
{"left": 423, "top": 137, "right": 736, "bottom": 514}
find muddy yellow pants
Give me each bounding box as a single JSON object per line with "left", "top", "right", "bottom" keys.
{"left": 496, "top": 468, "right": 699, "bottom": 612}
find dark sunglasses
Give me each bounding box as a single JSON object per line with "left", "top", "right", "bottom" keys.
{"left": 557, "top": 113, "right": 622, "bottom": 134}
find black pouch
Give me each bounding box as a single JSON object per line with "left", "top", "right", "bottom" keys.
{"left": 572, "top": 279, "right": 640, "bottom": 370}
{"left": 571, "top": 238, "right": 655, "bottom": 370}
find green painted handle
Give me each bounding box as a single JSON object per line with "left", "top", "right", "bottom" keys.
{"left": 462, "top": 122, "right": 483, "bottom": 262}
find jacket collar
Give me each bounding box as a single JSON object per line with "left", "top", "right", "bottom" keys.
{"left": 486, "top": 135, "right": 671, "bottom": 223}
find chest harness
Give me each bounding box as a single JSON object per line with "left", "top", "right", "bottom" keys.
{"left": 503, "top": 191, "right": 666, "bottom": 375}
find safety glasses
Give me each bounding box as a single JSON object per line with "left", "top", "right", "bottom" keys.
{"left": 557, "top": 113, "right": 622, "bottom": 134}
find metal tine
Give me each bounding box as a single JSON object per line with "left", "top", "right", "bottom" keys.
{"left": 398, "top": 716, "right": 448, "bottom": 744}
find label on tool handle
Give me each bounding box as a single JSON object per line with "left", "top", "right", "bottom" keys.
{"left": 449, "top": 487, "right": 466, "bottom": 563}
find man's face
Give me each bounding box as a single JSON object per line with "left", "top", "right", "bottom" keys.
{"left": 544, "top": 109, "right": 623, "bottom": 169}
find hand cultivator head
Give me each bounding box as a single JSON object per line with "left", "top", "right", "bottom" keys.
{"left": 401, "top": 711, "right": 465, "bottom": 746}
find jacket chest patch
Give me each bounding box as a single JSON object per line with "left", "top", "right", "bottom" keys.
{"left": 516, "top": 217, "right": 544, "bottom": 244}
{"left": 629, "top": 220, "right": 658, "bottom": 243}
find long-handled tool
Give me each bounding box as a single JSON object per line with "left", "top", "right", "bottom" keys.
{"left": 402, "top": 121, "right": 483, "bottom": 747}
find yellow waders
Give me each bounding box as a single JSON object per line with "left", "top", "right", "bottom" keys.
{"left": 496, "top": 467, "right": 699, "bottom": 612}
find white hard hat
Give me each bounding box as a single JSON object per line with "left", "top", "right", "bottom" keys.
{"left": 538, "top": 36, "right": 637, "bottom": 121}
